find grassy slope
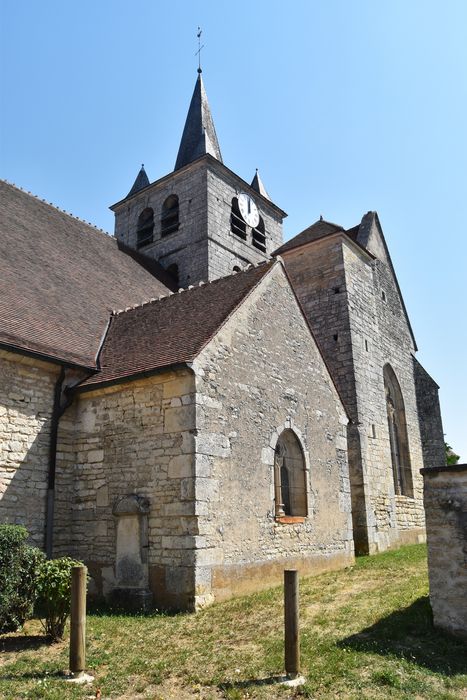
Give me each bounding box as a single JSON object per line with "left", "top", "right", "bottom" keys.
{"left": 0, "top": 544, "right": 466, "bottom": 699}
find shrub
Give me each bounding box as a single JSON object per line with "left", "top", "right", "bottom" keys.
{"left": 35, "top": 557, "right": 83, "bottom": 641}
{"left": 0, "top": 524, "right": 45, "bottom": 634}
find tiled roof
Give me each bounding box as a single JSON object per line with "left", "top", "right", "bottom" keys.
{"left": 274, "top": 219, "right": 344, "bottom": 255}
{"left": 0, "top": 181, "right": 173, "bottom": 367}
{"left": 80, "top": 261, "right": 274, "bottom": 388}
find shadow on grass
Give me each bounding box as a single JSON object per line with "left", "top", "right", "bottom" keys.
{"left": 0, "top": 670, "right": 64, "bottom": 681}
{"left": 219, "top": 675, "right": 296, "bottom": 692}
{"left": 339, "top": 596, "right": 467, "bottom": 676}
{"left": 87, "top": 600, "right": 182, "bottom": 618}
{"left": 0, "top": 634, "right": 52, "bottom": 654}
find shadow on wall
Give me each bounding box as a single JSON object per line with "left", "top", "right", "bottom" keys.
{"left": 0, "top": 410, "right": 53, "bottom": 550}
{"left": 338, "top": 596, "right": 467, "bottom": 676}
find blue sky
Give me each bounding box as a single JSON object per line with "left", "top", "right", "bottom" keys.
{"left": 1, "top": 0, "right": 466, "bottom": 460}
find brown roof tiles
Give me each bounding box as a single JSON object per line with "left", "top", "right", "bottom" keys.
{"left": 80, "top": 262, "right": 274, "bottom": 389}
{"left": 0, "top": 180, "right": 173, "bottom": 367}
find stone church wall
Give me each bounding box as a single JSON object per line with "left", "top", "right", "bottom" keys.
{"left": 192, "top": 263, "right": 354, "bottom": 602}
{"left": 0, "top": 349, "right": 60, "bottom": 548}
{"left": 413, "top": 357, "right": 445, "bottom": 469}
{"left": 113, "top": 160, "right": 209, "bottom": 288}
{"left": 340, "top": 244, "right": 426, "bottom": 552}
{"left": 282, "top": 235, "right": 426, "bottom": 555}
{"left": 422, "top": 464, "right": 467, "bottom": 639}
{"left": 206, "top": 160, "right": 283, "bottom": 279}
{"left": 54, "top": 368, "right": 198, "bottom": 609}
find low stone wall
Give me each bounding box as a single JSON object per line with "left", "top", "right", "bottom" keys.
{"left": 422, "top": 464, "right": 467, "bottom": 638}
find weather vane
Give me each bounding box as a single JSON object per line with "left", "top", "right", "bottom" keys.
{"left": 195, "top": 26, "right": 204, "bottom": 73}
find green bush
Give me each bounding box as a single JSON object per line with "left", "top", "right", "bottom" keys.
{"left": 35, "top": 557, "right": 83, "bottom": 641}
{"left": 0, "top": 524, "right": 45, "bottom": 633}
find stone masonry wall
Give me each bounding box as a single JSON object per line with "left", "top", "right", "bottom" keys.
{"left": 422, "top": 465, "right": 467, "bottom": 638}
{"left": 113, "top": 161, "right": 209, "bottom": 288}
{"left": 0, "top": 349, "right": 60, "bottom": 548}
{"left": 413, "top": 357, "right": 446, "bottom": 469}
{"left": 206, "top": 160, "right": 283, "bottom": 279}
{"left": 192, "top": 263, "right": 354, "bottom": 602}
{"left": 54, "top": 368, "right": 198, "bottom": 609}
{"left": 282, "top": 233, "right": 426, "bottom": 555}
{"left": 281, "top": 239, "right": 369, "bottom": 553}
{"left": 113, "top": 157, "right": 284, "bottom": 288}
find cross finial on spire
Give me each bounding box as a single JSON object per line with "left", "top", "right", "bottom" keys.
{"left": 196, "top": 27, "right": 204, "bottom": 74}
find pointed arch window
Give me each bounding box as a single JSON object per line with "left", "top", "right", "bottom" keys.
{"left": 161, "top": 195, "right": 179, "bottom": 236}
{"left": 230, "top": 197, "right": 247, "bottom": 240}
{"left": 274, "top": 430, "right": 307, "bottom": 518}
{"left": 252, "top": 216, "right": 266, "bottom": 252}
{"left": 383, "top": 364, "right": 414, "bottom": 497}
{"left": 136, "top": 208, "right": 154, "bottom": 248}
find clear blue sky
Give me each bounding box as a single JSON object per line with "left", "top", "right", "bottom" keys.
{"left": 1, "top": 0, "right": 466, "bottom": 461}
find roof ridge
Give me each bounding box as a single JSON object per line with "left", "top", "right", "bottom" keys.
{"left": 111, "top": 259, "right": 273, "bottom": 317}
{"left": 1, "top": 179, "right": 112, "bottom": 239}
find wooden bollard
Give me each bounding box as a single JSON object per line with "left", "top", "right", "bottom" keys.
{"left": 69, "top": 565, "right": 87, "bottom": 676}
{"left": 284, "top": 569, "right": 300, "bottom": 678}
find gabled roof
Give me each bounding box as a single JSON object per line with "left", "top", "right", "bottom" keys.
{"left": 0, "top": 181, "right": 173, "bottom": 367}
{"left": 174, "top": 72, "right": 223, "bottom": 171}
{"left": 127, "top": 165, "right": 150, "bottom": 197}
{"left": 274, "top": 219, "right": 344, "bottom": 255}
{"left": 80, "top": 262, "right": 274, "bottom": 389}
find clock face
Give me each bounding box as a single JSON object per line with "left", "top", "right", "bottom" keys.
{"left": 238, "top": 192, "right": 260, "bottom": 228}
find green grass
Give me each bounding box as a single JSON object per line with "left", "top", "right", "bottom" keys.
{"left": 1, "top": 544, "right": 466, "bottom": 699}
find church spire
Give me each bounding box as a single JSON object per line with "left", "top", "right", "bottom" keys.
{"left": 126, "top": 164, "right": 150, "bottom": 198}
{"left": 251, "top": 168, "right": 271, "bottom": 201}
{"left": 174, "top": 72, "right": 223, "bottom": 171}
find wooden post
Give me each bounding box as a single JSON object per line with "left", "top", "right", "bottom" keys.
{"left": 284, "top": 569, "right": 300, "bottom": 678}
{"left": 69, "top": 565, "right": 87, "bottom": 675}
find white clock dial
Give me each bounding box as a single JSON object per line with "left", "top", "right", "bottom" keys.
{"left": 238, "top": 192, "right": 260, "bottom": 228}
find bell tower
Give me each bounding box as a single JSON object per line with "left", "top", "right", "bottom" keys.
{"left": 111, "top": 71, "right": 286, "bottom": 288}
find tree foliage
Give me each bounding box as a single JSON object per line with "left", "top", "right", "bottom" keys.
{"left": 445, "top": 441, "right": 460, "bottom": 466}
{"left": 35, "top": 557, "right": 83, "bottom": 641}
{"left": 0, "top": 524, "right": 45, "bottom": 633}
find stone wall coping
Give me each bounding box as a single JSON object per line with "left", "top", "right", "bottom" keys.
{"left": 420, "top": 463, "right": 467, "bottom": 476}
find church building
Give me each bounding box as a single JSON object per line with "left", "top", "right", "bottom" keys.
{"left": 0, "top": 70, "right": 445, "bottom": 610}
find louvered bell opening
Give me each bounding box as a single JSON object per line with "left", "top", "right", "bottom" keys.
{"left": 252, "top": 217, "right": 266, "bottom": 252}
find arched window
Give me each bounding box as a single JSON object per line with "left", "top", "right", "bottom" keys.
{"left": 166, "top": 263, "right": 179, "bottom": 287}
{"left": 252, "top": 216, "right": 266, "bottom": 252}
{"left": 161, "top": 195, "right": 179, "bottom": 236}
{"left": 383, "top": 364, "right": 414, "bottom": 497}
{"left": 233, "top": 265, "right": 242, "bottom": 273}
{"left": 136, "top": 208, "right": 154, "bottom": 248}
{"left": 274, "top": 429, "right": 307, "bottom": 517}
{"left": 230, "top": 197, "right": 247, "bottom": 240}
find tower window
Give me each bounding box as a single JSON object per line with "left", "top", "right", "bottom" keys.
{"left": 136, "top": 208, "right": 154, "bottom": 248}
{"left": 252, "top": 216, "right": 266, "bottom": 252}
{"left": 161, "top": 195, "right": 179, "bottom": 237}
{"left": 230, "top": 197, "right": 247, "bottom": 240}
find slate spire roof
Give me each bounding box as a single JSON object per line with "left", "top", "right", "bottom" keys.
{"left": 174, "top": 72, "right": 223, "bottom": 171}
{"left": 250, "top": 169, "right": 271, "bottom": 201}
{"left": 126, "top": 164, "right": 150, "bottom": 198}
